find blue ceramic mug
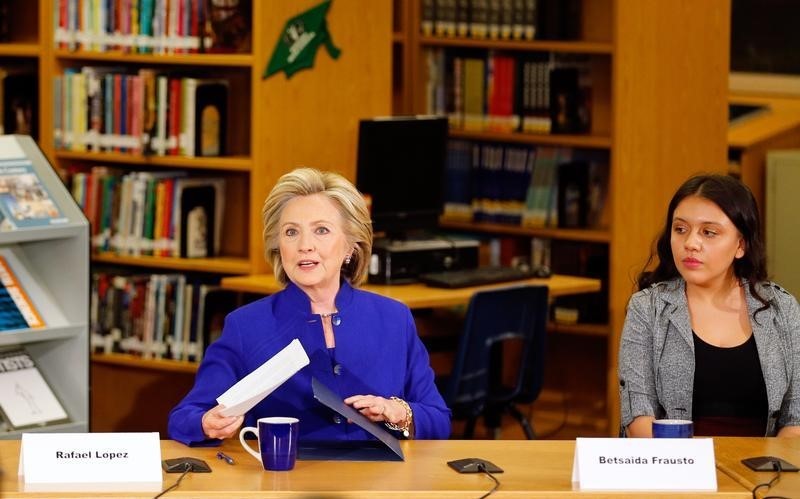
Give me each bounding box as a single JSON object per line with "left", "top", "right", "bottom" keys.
{"left": 652, "top": 419, "right": 693, "bottom": 438}
{"left": 239, "top": 417, "right": 299, "bottom": 471}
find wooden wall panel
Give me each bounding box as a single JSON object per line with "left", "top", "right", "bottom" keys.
{"left": 608, "top": 0, "right": 730, "bottom": 433}
{"left": 249, "top": 0, "right": 392, "bottom": 274}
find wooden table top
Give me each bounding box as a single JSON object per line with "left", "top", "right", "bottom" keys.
{"left": 1, "top": 438, "right": 765, "bottom": 498}
{"left": 221, "top": 273, "right": 603, "bottom": 309}
{"left": 728, "top": 95, "right": 800, "bottom": 149}
{"left": 713, "top": 436, "right": 800, "bottom": 499}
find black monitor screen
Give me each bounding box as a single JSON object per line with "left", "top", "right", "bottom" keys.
{"left": 731, "top": 0, "right": 800, "bottom": 76}
{"left": 356, "top": 116, "right": 448, "bottom": 237}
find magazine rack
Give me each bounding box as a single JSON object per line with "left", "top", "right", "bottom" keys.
{"left": 0, "top": 135, "right": 88, "bottom": 437}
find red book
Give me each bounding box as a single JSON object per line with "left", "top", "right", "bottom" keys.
{"left": 161, "top": 178, "right": 175, "bottom": 256}
{"left": 168, "top": 77, "right": 181, "bottom": 155}
{"left": 113, "top": 74, "right": 123, "bottom": 153}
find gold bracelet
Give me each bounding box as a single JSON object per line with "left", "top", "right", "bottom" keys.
{"left": 384, "top": 396, "right": 413, "bottom": 438}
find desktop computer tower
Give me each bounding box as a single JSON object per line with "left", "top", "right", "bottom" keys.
{"left": 367, "top": 238, "right": 480, "bottom": 284}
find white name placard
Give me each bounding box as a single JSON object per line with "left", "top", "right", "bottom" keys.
{"left": 18, "top": 432, "right": 162, "bottom": 492}
{"left": 571, "top": 437, "right": 717, "bottom": 491}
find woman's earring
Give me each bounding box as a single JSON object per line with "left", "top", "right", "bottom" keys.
{"left": 344, "top": 254, "right": 352, "bottom": 265}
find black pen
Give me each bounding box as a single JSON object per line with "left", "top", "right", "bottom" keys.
{"left": 217, "top": 451, "right": 235, "bottom": 465}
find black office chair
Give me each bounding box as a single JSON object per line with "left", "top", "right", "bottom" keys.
{"left": 437, "top": 285, "right": 548, "bottom": 439}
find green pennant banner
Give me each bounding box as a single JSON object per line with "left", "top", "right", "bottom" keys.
{"left": 263, "top": 0, "right": 341, "bottom": 80}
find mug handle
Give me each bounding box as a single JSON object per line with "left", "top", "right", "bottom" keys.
{"left": 239, "top": 426, "right": 262, "bottom": 463}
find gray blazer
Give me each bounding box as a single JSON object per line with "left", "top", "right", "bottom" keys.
{"left": 618, "top": 278, "right": 800, "bottom": 436}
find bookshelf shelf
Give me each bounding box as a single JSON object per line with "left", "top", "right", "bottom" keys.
{"left": 91, "top": 353, "right": 198, "bottom": 374}
{"left": 0, "top": 325, "right": 86, "bottom": 347}
{"left": 0, "top": 43, "right": 41, "bottom": 57}
{"left": 54, "top": 151, "right": 253, "bottom": 172}
{"left": 399, "top": 0, "right": 731, "bottom": 435}
{"left": 0, "top": 224, "right": 87, "bottom": 244}
{"left": 0, "top": 136, "right": 89, "bottom": 438}
{"left": 440, "top": 219, "right": 611, "bottom": 243}
{"left": 449, "top": 129, "right": 612, "bottom": 149}
{"left": 54, "top": 50, "right": 254, "bottom": 67}
{"left": 419, "top": 35, "right": 614, "bottom": 55}
{"left": 13, "top": 0, "right": 392, "bottom": 436}
{"left": 91, "top": 253, "right": 251, "bottom": 274}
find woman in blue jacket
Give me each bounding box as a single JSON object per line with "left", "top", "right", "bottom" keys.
{"left": 169, "top": 168, "right": 451, "bottom": 445}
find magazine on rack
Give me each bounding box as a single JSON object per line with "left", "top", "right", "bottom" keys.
{"left": 0, "top": 160, "right": 68, "bottom": 230}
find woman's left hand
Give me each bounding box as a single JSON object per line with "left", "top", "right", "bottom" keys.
{"left": 344, "top": 394, "right": 403, "bottom": 425}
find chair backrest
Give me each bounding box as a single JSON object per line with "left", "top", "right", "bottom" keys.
{"left": 443, "top": 285, "right": 549, "bottom": 411}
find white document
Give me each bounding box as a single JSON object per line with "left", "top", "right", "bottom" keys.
{"left": 571, "top": 437, "right": 717, "bottom": 491}
{"left": 216, "top": 338, "right": 310, "bottom": 417}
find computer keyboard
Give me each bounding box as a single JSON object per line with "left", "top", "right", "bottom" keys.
{"left": 418, "top": 265, "right": 551, "bottom": 289}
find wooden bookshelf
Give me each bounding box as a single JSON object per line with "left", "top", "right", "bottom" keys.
{"left": 398, "top": 0, "right": 731, "bottom": 435}
{"left": 727, "top": 93, "right": 800, "bottom": 218}
{"left": 449, "top": 128, "right": 612, "bottom": 148}
{"left": 18, "top": 0, "right": 393, "bottom": 433}
{"left": 419, "top": 35, "right": 614, "bottom": 55}
{"left": 91, "top": 253, "right": 251, "bottom": 275}
{"left": 53, "top": 49, "right": 255, "bottom": 67}
{"left": 0, "top": 43, "right": 40, "bottom": 57}
{"left": 54, "top": 150, "right": 253, "bottom": 171}
{"left": 440, "top": 218, "right": 611, "bottom": 243}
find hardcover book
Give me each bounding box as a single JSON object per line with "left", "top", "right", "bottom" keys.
{"left": 180, "top": 185, "right": 214, "bottom": 258}
{"left": 173, "top": 178, "right": 225, "bottom": 258}
{"left": 194, "top": 79, "right": 228, "bottom": 157}
{"left": 557, "top": 159, "right": 589, "bottom": 228}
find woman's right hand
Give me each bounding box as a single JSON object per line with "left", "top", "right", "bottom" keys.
{"left": 626, "top": 415, "right": 655, "bottom": 437}
{"left": 201, "top": 405, "right": 244, "bottom": 440}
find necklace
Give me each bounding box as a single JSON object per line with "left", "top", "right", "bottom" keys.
{"left": 319, "top": 311, "right": 337, "bottom": 318}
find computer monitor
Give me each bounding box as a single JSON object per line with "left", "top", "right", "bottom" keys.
{"left": 356, "top": 116, "right": 448, "bottom": 239}
{"left": 729, "top": 0, "right": 800, "bottom": 96}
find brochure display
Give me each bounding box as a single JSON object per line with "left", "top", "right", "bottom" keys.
{"left": 0, "top": 135, "right": 89, "bottom": 437}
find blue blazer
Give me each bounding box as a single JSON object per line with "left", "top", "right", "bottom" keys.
{"left": 168, "top": 281, "right": 452, "bottom": 445}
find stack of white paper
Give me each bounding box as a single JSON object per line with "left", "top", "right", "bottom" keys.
{"left": 216, "top": 339, "right": 310, "bottom": 417}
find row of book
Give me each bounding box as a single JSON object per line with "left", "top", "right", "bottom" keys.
{"left": 68, "top": 166, "right": 224, "bottom": 258}
{"left": 426, "top": 48, "right": 591, "bottom": 135}
{"left": 0, "top": 255, "right": 44, "bottom": 333}
{"left": 53, "top": 0, "right": 252, "bottom": 54}
{"left": 444, "top": 140, "right": 609, "bottom": 229}
{"left": 421, "top": 0, "right": 581, "bottom": 41}
{"left": 54, "top": 66, "right": 229, "bottom": 157}
{"left": 423, "top": 0, "right": 537, "bottom": 40}
{"left": 91, "top": 271, "right": 240, "bottom": 362}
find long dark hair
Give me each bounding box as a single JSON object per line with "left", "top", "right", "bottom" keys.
{"left": 637, "top": 174, "right": 768, "bottom": 307}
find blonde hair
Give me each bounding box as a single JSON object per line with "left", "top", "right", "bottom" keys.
{"left": 262, "top": 167, "right": 373, "bottom": 287}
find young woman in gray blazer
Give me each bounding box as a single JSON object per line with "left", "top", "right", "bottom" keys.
{"left": 618, "top": 174, "right": 800, "bottom": 438}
